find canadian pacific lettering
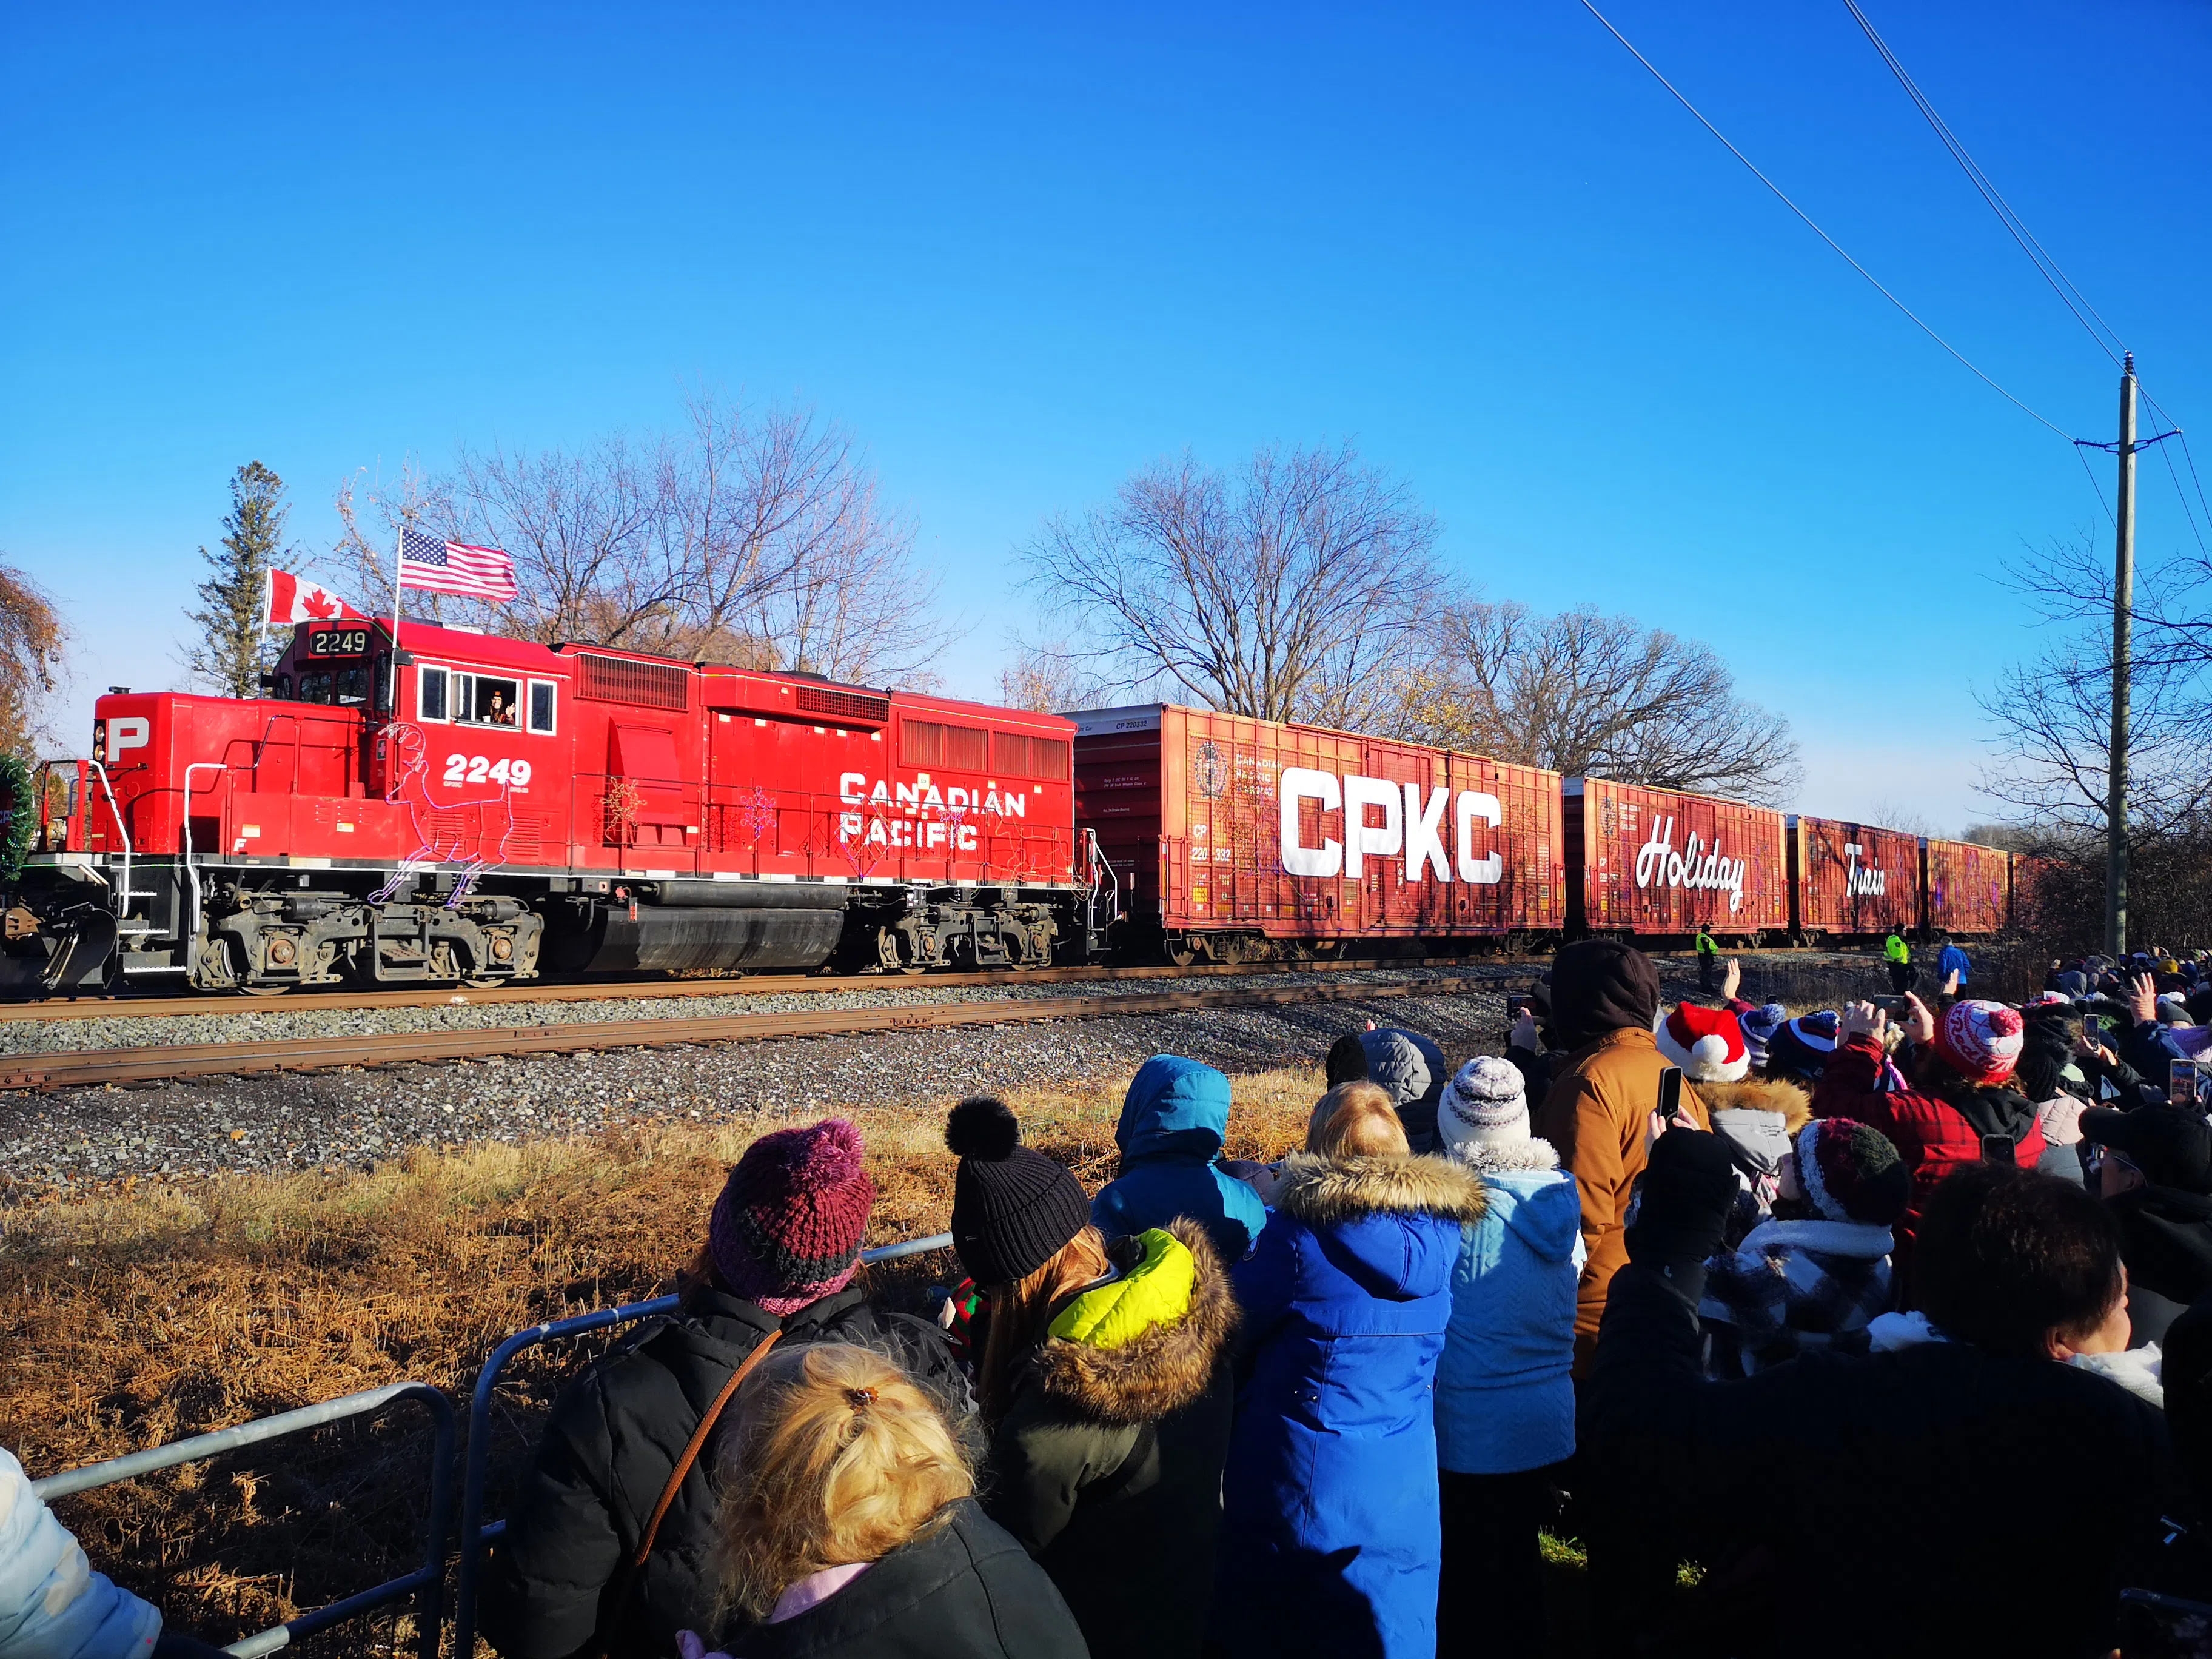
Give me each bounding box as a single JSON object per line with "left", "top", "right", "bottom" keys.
{"left": 837, "top": 770, "right": 1030, "bottom": 849}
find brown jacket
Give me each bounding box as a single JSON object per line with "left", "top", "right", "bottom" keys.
{"left": 1530, "top": 1024, "right": 1710, "bottom": 1370}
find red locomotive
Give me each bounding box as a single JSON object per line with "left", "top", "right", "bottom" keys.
{"left": 4, "top": 632, "right": 2041, "bottom": 997}
{"left": 6, "top": 617, "right": 1099, "bottom": 993}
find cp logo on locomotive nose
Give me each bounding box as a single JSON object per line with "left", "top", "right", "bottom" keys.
{"left": 1192, "top": 740, "right": 1228, "bottom": 802}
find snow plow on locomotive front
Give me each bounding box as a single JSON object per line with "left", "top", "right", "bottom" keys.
{"left": 0, "top": 620, "right": 1107, "bottom": 997}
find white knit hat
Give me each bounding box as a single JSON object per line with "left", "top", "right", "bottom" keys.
{"left": 1438, "top": 1056, "right": 1529, "bottom": 1151}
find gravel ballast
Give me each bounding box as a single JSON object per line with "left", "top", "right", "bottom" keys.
{"left": 0, "top": 949, "right": 1945, "bottom": 1193}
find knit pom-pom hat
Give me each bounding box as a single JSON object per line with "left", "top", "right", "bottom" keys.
{"left": 708, "top": 1118, "right": 876, "bottom": 1317}
{"left": 947, "top": 1096, "right": 1093, "bottom": 1286}
{"left": 1794, "top": 1117, "right": 1910, "bottom": 1227}
{"left": 1438, "top": 1056, "right": 1529, "bottom": 1151}
{"left": 1737, "top": 1003, "right": 1789, "bottom": 1070}
{"left": 1654, "top": 1002, "right": 1750, "bottom": 1082}
{"left": 1933, "top": 999, "right": 2026, "bottom": 1085}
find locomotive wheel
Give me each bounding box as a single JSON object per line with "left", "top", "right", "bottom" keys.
{"left": 876, "top": 925, "right": 926, "bottom": 976}
{"left": 236, "top": 982, "right": 293, "bottom": 998}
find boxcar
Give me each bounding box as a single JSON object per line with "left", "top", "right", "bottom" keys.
{"left": 2008, "top": 853, "right": 2058, "bottom": 938}
{"left": 1564, "top": 778, "right": 1789, "bottom": 941}
{"left": 1070, "top": 704, "right": 1564, "bottom": 964}
{"left": 1923, "top": 837, "right": 2013, "bottom": 938}
{"left": 1787, "top": 816, "right": 1922, "bottom": 941}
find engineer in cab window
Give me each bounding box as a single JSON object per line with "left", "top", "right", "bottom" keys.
{"left": 485, "top": 689, "right": 516, "bottom": 726}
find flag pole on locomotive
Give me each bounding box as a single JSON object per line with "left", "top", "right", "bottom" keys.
{"left": 387, "top": 522, "right": 407, "bottom": 712}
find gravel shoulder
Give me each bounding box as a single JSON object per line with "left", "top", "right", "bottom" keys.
{"left": 0, "top": 948, "right": 1923, "bottom": 1193}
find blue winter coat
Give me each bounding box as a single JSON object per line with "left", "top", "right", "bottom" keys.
{"left": 1937, "top": 945, "right": 1971, "bottom": 986}
{"left": 1092, "top": 1055, "right": 1267, "bottom": 1262}
{"left": 1212, "top": 1151, "right": 1487, "bottom": 1659}
{"left": 1434, "top": 1142, "right": 1585, "bottom": 1476}
{"left": 0, "top": 1445, "right": 160, "bottom": 1659}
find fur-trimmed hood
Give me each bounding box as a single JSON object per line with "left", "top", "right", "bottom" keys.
{"left": 1272, "top": 1151, "right": 1489, "bottom": 1226}
{"left": 1441, "top": 1137, "right": 1560, "bottom": 1176}
{"left": 1697, "top": 1076, "right": 1813, "bottom": 1134}
{"left": 1029, "top": 1216, "right": 1239, "bottom": 1426}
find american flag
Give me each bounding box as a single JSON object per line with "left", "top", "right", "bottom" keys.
{"left": 398, "top": 528, "right": 518, "bottom": 602}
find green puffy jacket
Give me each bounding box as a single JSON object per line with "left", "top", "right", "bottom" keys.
{"left": 984, "top": 1219, "right": 1239, "bottom": 1659}
{"left": 1885, "top": 934, "right": 1911, "bottom": 965}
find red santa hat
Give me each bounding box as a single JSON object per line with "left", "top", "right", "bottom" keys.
{"left": 1654, "top": 1001, "right": 1750, "bottom": 1082}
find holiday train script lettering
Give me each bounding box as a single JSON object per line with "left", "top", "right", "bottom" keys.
{"left": 1634, "top": 816, "right": 1747, "bottom": 913}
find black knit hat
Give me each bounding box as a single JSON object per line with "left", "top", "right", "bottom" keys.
{"left": 946, "top": 1097, "right": 1093, "bottom": 1285}
{"left": 1325, "top": 1033, "right": 1370, "bottom": 1087}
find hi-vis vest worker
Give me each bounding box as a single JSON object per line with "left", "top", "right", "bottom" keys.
{"left": 1885, "top": 932, "right": 1911, "bottom": 965}
{"left": 1278, "top": 768, "right": 1503, "bottom": 883}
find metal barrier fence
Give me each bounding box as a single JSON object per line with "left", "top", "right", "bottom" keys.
{"left": 32, "top": 1382, "right": 455, "bottom": 1659}
{"left": 35, "top": 1230, "right": 957, "bottom": 1659}
{"left": 451, "top": 1230, "right": 954, "bottom": 1655}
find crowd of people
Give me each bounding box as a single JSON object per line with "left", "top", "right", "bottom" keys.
{"left": 16, "top": 942, "right": 2212, "bottom": 1657}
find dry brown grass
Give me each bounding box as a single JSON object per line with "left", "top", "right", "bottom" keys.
{"left": 0, "top": 1067, "right": 1327, "bottom": 1648}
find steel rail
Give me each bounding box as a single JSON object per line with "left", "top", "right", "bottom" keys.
{"left": 0, "top": 951, "right": 1510, "bottom": 1023}
{"left": 0, "top": 972, "right": 1498, "bottom": 1091}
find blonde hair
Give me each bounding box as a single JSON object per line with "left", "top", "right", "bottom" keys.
{"left": 715, "top": 1342, "right": 976, "bottom": 1620}
{"left": 975, "top": 1225, "right": 1114, "bottom": 1425}
{"left": 1307, "top": 1081, "right": 1410, "bottom": 1159}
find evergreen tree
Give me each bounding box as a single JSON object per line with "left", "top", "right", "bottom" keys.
{"left": 187, "top": 461, "right": 290, "bottom": 696}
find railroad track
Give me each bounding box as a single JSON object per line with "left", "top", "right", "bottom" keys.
{"left": 0, "top": 953, "right": 1541, "bottom": 1024}
{"left": 0, "top": 971, "right": 1498, "bottom": 1091}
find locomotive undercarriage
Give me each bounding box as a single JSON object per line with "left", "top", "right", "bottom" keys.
{"left": 0, "top": 857, "right": 1087, "bottom": 996}
{"left": 848, "top": 887, "right": 1062, "bottom": 974}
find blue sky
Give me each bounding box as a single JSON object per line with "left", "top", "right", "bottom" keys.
{"left": 4, "top": 2, "right": 2207, "bottom": 833}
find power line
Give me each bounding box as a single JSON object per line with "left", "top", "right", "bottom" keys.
{"left": 1840, "top": 3, "right": 2207, "bottom": 558}
{"left": 1577, "top": 0, "right": 2078, "bottom": 444}
{"left": 1841, "top": 0, "right": 2130, "bottom": 367}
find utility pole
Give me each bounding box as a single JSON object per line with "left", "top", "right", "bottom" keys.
{"left": 2108, "top": 352, "right": 2136, "bottom": 956}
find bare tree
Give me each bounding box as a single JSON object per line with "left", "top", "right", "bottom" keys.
{"left": 1020, "top": 444, "right": 1443, "bottom": 729}
{"left": 997, "top": 644, "right": 1114, "bottom": 714}
{"left": 335, "top": 397, "right": 944, "bottom": 687}
{"left": 1390, "top": 600, "right": 1802, "bottom": 802}
{"left": 0, "top": 562, "right": 67, "bottom": 756}
{"left": 1977, "top": 631, "right": 2212, "bottom": 842}
{"left": 1869, "top": 800, "right": 1936, "bottom": 839}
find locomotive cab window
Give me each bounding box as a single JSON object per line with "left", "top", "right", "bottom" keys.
{"left": 460, "top": 674, "right": 520, "bottom": 726}
{"left": 418, "top": 667, "right": 521, "bottom": 726}
{"left": 527, "top": 679, "right": 557, "bottom": 734}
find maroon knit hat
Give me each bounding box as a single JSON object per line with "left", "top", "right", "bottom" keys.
{"left": 708, "top": 1119, "right": 876, "bottom": 1316}
{"left": 1794, "top": 1117, "right": 1910, "bottom": 1227}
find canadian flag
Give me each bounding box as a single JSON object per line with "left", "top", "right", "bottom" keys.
{"left": 265, "top": 569, "right": 366, "bottom": 625}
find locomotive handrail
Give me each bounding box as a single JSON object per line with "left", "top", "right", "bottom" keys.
{"left": 451, "top": 1231, "right": 956, "bottom": 1654}
{"left": 82, "top": 758, "right": 135, "bottom": 923}
{"left": 180, "top": 762, "right": 233, "bottom": 965}
{"left": 34, "top": 1381, "right": 454, "bottom": 1659}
